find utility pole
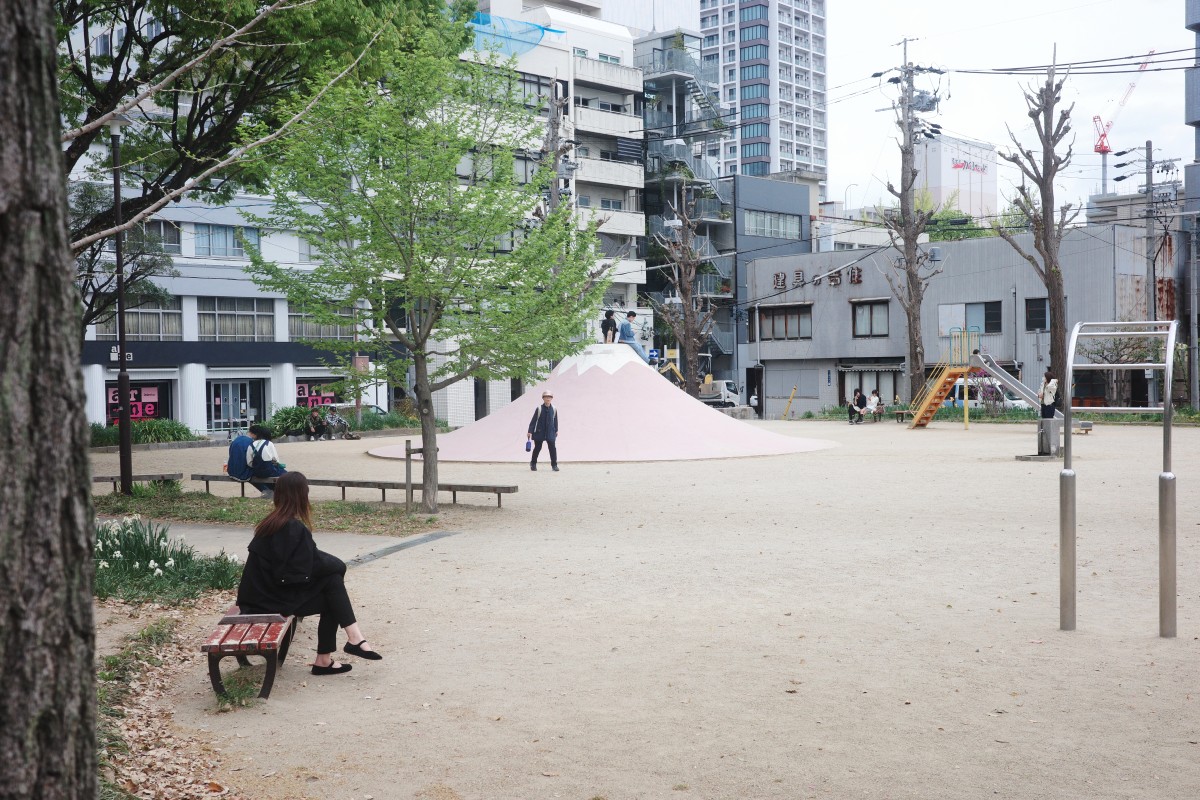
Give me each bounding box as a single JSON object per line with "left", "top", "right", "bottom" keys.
{"left": 880, "top": 37, "right": 938, "bottom": 401}
{"left": 1191, "top": 220, "right": 1199, "bottom": 409}
{"left": 1145, "top": 139, "right": 1158, "bottom": 407}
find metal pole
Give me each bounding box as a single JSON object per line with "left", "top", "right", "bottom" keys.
{"left": 1145, "top": 140, "right": 1157, "bottom": 407}
{"left": 1060, "top": 467, "right": 1076, "bottom": 631}
{"left": 112, "top": 126, "right": 133, "bottom": 496}
{"left": 405, "top": 438, "right": 412, "bottom": 512}
{"left": 1191, "top": 223, "right": 1199, "bottom": 410}
{"left": 1159, "top": 470, "right": 1177, "bottom": 638}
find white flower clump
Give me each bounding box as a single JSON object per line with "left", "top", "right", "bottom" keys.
{"left": 112, "top": 551, "right": 123, "bottom": 559}
{"left": 132, "top": 562, "right": 139, "bottom": 570}
{"left": 154, "top": 568, "right": 163, "bottom": 577}
{"left": 165, "top": 558, "right": 175, "bottom": 568}
{"left": 148, "top": 560, "right": 159, "bottom": 570}
{"left": 99, "top": 560, "right": 110, "bottom": 569}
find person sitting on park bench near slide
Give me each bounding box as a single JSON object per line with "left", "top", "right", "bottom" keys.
{"left": 235, "top": 472, "right": 382, "bottom": 676}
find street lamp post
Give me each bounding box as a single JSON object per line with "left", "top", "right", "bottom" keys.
{"left": 110, "top": 115, "right": 133, "bottom": 495}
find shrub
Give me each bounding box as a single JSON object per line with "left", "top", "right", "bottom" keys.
{"left": 348, "top": 411, "right": 419, "bottom": 431}
{"left": 94, "top": 516, "right": 242, "bottom": 604}
{"left": 266, "top": 405, "right": 312, "bottom": 437}
{"left": 90, "top": 419, "right": 199, "bottom": 447}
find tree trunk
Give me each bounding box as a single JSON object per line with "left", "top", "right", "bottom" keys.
{"left": 0, "top": 0, "right": 98, "bottom": 797}
{"left": 1047, "top": 267, "right": 1068, "bottom": 381}
{"left": 412, "top": 354, "right": 439, "bottom": 513}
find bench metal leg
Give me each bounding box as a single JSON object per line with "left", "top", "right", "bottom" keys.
{"left": 341, "top": 486, "right": 346, "bottom": 501}
{"left": 381, "top": 489, "right": 386, "bottom": 502}
{"left": 278, "top": 618, "right": 298, "bottom": 665}
{"left": 208, "top": 654, "right": 228, "bottom": 696}
{"left": 496, "top": 492, "right": 502, "bottom": 508}
{"left": 452, "top": 490, "right": 458, "bottom": 504}
{"left": 258, "top": 651, "right": 280, "bottom": 699}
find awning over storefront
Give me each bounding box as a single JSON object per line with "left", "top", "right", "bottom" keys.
{"left": 837, "top": 362, "right": 905, "bottom": 372}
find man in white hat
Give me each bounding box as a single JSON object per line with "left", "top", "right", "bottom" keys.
{"left": 526, "top": 390, "right": 559, "bottom": 471}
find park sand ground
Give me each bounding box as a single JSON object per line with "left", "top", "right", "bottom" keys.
{"left": 91, "top": 419, "right": 1200, "bottom": 799}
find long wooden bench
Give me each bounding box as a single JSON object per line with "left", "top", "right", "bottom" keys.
{"left": 201, "top": 605, "right": 298, "bottom": 699}
{"left": 91, "top": 472, "right": 183, "bottom": 492}
{"left": 190, "top": 473, "right": 517, "bottom": 508}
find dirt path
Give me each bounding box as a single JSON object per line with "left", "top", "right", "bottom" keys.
{"left": 94, "top": 420, "right": 1200, "bottom": 799}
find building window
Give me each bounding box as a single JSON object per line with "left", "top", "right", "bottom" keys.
{"left": 598, "top": 53, "right": 621, "bottom": 64}
{"left": 600, "top": 198, "right": 624, "bottom": 211}
{"left": 726, "top": 88, "right": 736, "bottom": 101}
{"left": 94, "top": 32, "right": 112, "bottom": 56}
{"left": 703, "top": 34, "right": 718, "bottom": 47}
{"left": 745, "top": 209, "right": 801, "bottom": 238}
{"left": 725, "top": 49, "right": 736, "bottom": 63}
{"left": 853, "top": 301, "right": 889, "bottom": 338}
{"left": 142, "top": 220, "right": 181, "bottom": 254}
{"left": 741, "top": 162, "right": 768, "bottom": 176}
{"left": 197, "top": 297, "right": 275, "bottom": 341}
{"left": 577, "top": 195, "right": 591, "bottom": 207}
{"left": 740, "top": 83, "right": 769, "bottom": 100}
{"left": 742, "top": 122, "right": 770, "bottom": 138}
{"left": 742, "top": 103, "right": 769, "bottom": 118}
{"left": 725, "top": 30, "right": 736, "bottom": 43}
{"left": 702, "top": 14, "right": 718, "bottom": 27}
{"left": 297, "top": 237, "right": 319, "bottom": 262}
{"left": 740, "top": 25, "right": 769, "bottom": 41}
{"left": 288, "top": 304, "right": 356, "bottom": 340}
{"left": 194, "top": 224, "right": 257, "bottom": 258}
{"left": 740, "top": 5, "right": 769, "bottom": 21}
{"left": 741, "top": 64, "right": 769, "bottom": 80}
{"left": 740, "top": 44, "right": 769, "bottom": 60}
{"left": 703, "top": 53, "right": 719, "bottom": 67}
{"left": 726, "top": 9, "right": 735, "bottom": 21}
{"left": 94, "top": 297, "right": 183, "bottom": 341}
{"left": 1025, "top": 298, "right": 1049, "bottom": 331}
{"left": 968, "top": 301, "right": 1002, "bottom": 334}
{"left": 574, "top": 47, "right": 588, "bottom": 57}
{"left": 727, "top": 68, "right": 736, "bottom": 81}
{"left": 757, "top": 304, "right": 812, "bottom": 341}
{"left": 742, "top": 142, "right": 769, "bottom": 158}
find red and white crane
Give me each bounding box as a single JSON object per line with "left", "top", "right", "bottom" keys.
{"left": 1094, "top": 50, "right": 1154, "bottom": 194}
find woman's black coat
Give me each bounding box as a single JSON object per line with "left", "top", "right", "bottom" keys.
{"left": 236, "top": 519, "right": 341, "bottom": 616}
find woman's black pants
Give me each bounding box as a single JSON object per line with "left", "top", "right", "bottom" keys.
{"left": 292, "top": 573, "right": 357, "bottom": 654}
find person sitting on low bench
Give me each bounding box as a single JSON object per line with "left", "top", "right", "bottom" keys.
{"left": 235, "top": 472, "right": 383, "bottom": 677}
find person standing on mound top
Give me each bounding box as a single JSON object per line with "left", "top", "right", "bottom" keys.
{"left": 527, "top": 390, "right": 559, "bottom": 472}
{"left": 618, "top": 310, "right": 651, "bottom": 363}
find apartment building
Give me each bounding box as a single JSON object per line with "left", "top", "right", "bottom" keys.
{"left": 698, "top": 0, "right": 828, "bottom": 179}
{"left": 78, "top": 2, "right": 649, "bottom": 432}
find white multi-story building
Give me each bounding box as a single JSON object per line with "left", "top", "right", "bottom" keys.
{"left": 914, "top": 135, "right": 998, "bottom": 220}
{"left": 696, "top": 0, "right": 827, "bottom": 179}
{"left": 77, "top": 2, "right": 650, "bottom": 431}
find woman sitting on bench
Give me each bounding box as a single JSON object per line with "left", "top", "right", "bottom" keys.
{"left": 236, "top": 472, "right": 383, "bottom": 676}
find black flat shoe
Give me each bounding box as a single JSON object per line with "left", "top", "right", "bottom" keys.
{"left": 311, "top": 661, "right": 352, "bottom": 676}
{"left": 343, "top": 640, "right": 383, "bottom": 661}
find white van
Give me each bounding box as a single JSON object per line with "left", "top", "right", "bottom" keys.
{"left": 941, "top": 377, "right": 1032, "bottom": 410}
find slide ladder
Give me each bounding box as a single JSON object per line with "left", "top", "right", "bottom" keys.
{"left": 908, "top": 363, "right": 970, "bottom": 428}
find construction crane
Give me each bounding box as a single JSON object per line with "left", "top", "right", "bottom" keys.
{"left": 1094, "top": 50, "right": 1154, "bottom": 194}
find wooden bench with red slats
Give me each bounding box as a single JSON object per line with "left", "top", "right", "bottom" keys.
{"left": 201, "top": 605, "right": 299, "bottom": 699}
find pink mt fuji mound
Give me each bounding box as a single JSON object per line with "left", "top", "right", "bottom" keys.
{"left": 368, "top": 345, "right": 835, "bottom": 463}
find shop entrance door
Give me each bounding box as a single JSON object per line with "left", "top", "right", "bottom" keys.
{"left": 208, "top": 381, "right": 253, "bottom": 432}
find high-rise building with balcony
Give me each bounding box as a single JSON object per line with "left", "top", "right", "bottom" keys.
{"left": 698, "top": 0, "right": 827, "bottom": 179}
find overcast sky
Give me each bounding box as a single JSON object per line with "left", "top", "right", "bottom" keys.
{"left": 827, "top": 0, "right": 1193, "bottom": 217}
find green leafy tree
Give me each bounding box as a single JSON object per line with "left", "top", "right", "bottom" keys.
{"left": 249, "top": 40, "right": 608, "bottom": 511}
{"left": 57, "top": 0, "right": 473, "bottom": 246}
